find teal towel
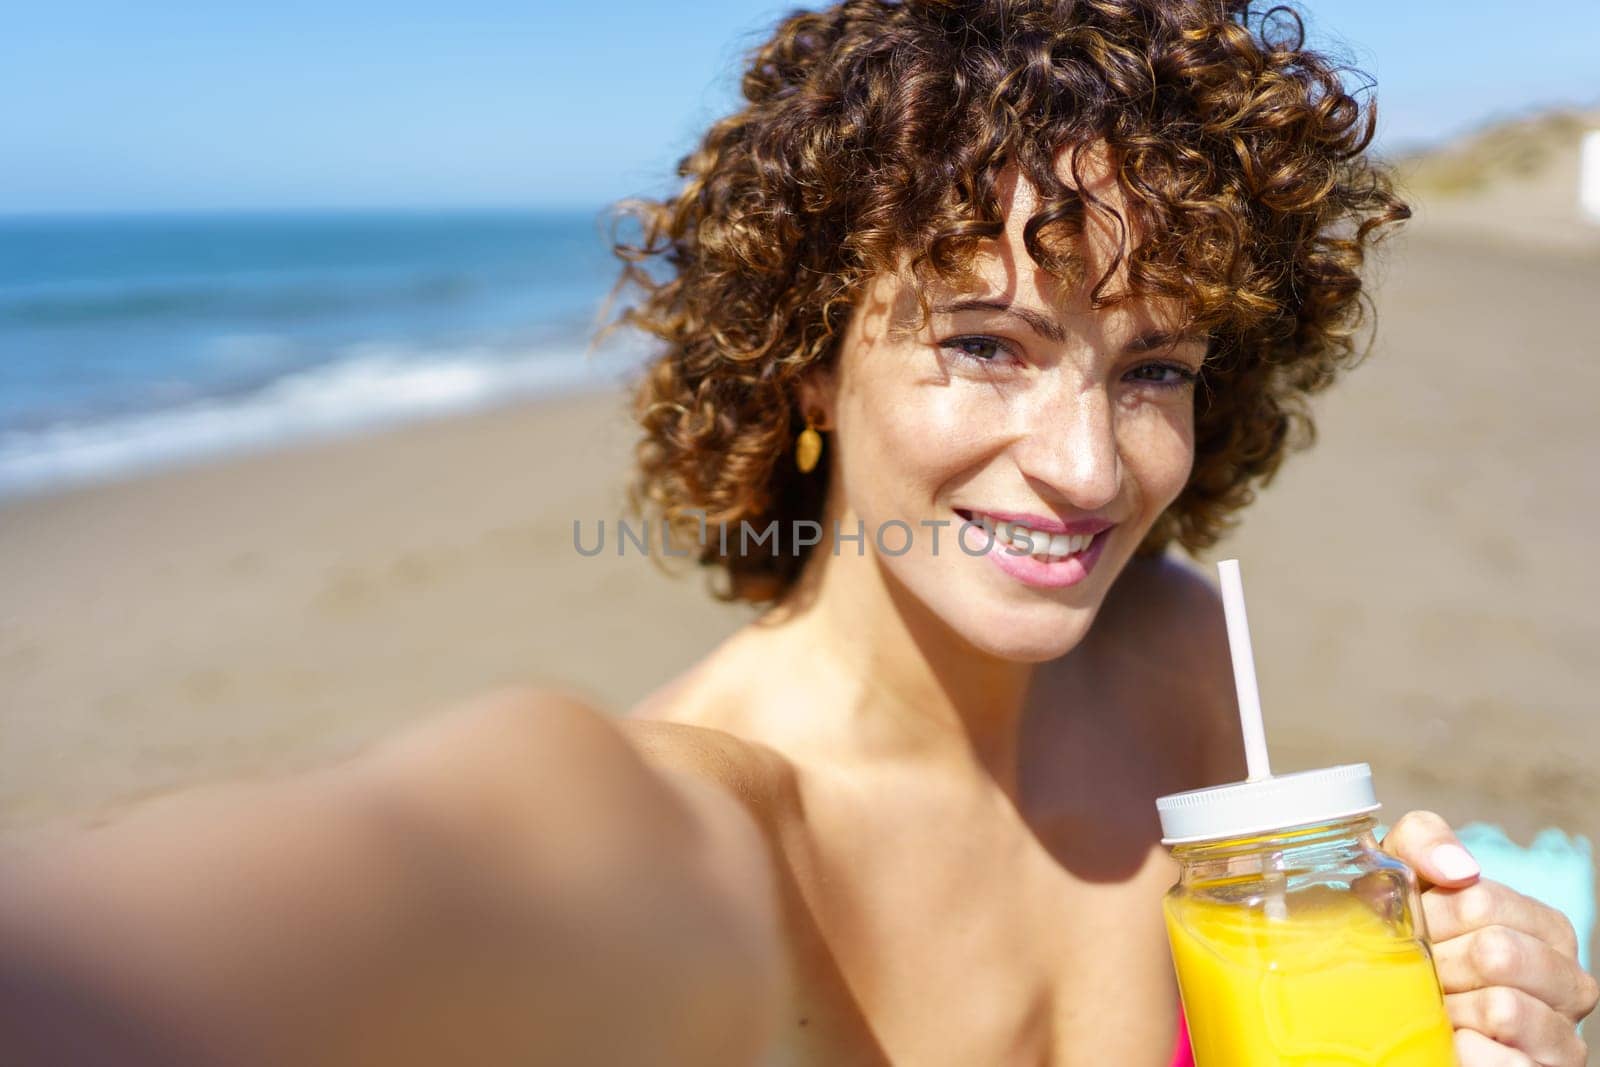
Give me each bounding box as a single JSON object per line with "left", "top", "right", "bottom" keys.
{"left": 1379, "top": 821, "right": 1595, "bottom": 974}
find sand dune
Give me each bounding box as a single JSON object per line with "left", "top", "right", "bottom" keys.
{"left": 1390, "top": 104, "right": 1600, "bottom": 251}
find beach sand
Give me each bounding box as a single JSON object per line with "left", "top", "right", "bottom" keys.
{"left": 3, "top": 218, "right": 1599, "bottom": 976}
{"left": 0, "top": 380, "right": 754, "bottom": 825}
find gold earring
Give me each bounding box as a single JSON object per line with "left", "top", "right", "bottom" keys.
{"left": 795, "top": 411, "right": 824, "bottom": 474}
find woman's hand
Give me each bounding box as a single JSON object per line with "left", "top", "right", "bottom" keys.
{"left": 1381, "top": 810, "right": 1600, "bottom": 1066}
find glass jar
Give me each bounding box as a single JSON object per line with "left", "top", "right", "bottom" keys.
{"left": 1157, "top": 765, "right": 1457, "bottom": 1066}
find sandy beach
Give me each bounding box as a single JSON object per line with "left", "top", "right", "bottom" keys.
{"left": 0, "top": 379, "right": 755, "bottom": 825}
{"left": 3, "top": 212, "right": 1599, "bottom": 976}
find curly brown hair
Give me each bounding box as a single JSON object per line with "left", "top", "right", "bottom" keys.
{"left": 595, "top": 0, "right": 1410, "bottom": 605}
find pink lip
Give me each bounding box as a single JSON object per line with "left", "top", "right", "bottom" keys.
{"left": 954, "top": 509, "right": 1116, "bottom": 590}
{"left": 953, "top": 507, "right": 1116, "bottom": 537}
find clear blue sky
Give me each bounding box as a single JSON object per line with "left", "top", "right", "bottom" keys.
{"left": 4, "top": 0, "right": 1596, "bottom": 214}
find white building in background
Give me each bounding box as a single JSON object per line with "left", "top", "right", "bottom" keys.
{"left": 1582, "top": 130, "right": 1600, "bottom": 224}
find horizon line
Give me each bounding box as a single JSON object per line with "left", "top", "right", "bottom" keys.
{"left": 0, "top": 201, "right": 628, "bottom": 222}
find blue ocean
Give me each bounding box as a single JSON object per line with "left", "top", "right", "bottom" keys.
{"left": 0, "top": 209, "right": 646, "bottom": 498}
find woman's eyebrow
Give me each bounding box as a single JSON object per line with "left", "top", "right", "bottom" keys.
{"left": 931, "top": 298, "right": 1204, "bottom": 354}
{"left": 931, "top": 299, "right": 1066, "bottom": 343}
{"left": 1124, "top": 328, "right": 1209, "bottom": 355}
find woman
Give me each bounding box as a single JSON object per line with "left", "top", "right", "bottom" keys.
{"left": 603, "top": 0, "right": 1597, "bottom": 1062}
{"left": 0, "top": 1, "right": 1593, "bottom": 1065}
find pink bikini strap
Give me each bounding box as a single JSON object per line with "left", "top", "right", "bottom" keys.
{"left": 1170, "top": 1009, "right": 1195, "bottom": 1067}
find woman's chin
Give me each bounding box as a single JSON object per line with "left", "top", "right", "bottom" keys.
{"left": 952, "top": 606, "right": 1095, "bottom": 664}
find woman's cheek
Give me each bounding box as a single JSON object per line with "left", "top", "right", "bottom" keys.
{"left": 847, "top": 385, "right": 999, "bottom": 519}
{"left": 1122, "top": 402, "right": 1196, "bottom": 512}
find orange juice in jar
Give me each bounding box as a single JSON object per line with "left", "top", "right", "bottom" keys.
{"left": 1157, "top": 764, "right": 1456, "bottom": 1066}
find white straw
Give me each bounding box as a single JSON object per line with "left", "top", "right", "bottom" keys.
{"left": 1217, "top": 559, "right": 1272, "bottom": 782}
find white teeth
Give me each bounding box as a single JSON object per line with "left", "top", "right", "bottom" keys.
{"left": 966, "top": 512, "right": 1096, "bottom": 561}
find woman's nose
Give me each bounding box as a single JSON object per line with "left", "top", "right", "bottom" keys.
{"left": 1018, "top": 386, "right": 1121, "bottom": 512}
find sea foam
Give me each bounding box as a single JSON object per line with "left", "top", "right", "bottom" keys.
{"left": 0, "top": 338, "right": 643, "bottom": 500}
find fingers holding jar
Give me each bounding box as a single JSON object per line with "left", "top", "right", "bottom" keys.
{"left": 1429, "top": 889, "right": 1598, "bottom": 1066}
{"left": 1446, "top": 986, "right": 1588, "bottom": 1066}
{"left": 1424, "top": 879, "right": 1584, "bottom": 964}
{"left": 1379, "top": 811, "right": 1600, "bottom": 1067}
{"left": 1433, "top": 917, "right": 1596, "bottom": 1016}
{"left": 1451, "top": 1026, "right": 1546, "bottom": 1067}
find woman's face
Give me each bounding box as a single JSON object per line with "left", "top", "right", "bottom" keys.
{"left": 815, "top": 148, "right": 1204, "bottom": 663}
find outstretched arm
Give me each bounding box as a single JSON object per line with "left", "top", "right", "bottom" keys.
{"left": 0, "top": 687, "right": 783, "bottom": 1067}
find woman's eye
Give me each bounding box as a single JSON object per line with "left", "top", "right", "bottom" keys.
{"left": 1125, "top": 362, "right": 1198, "bottom": 389}
{"left": 942, "top": 336, "right": 1014, "bottom": 364}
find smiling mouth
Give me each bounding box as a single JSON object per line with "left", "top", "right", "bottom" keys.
{"left": 953, "top": 509, "right": 1110, "bottom": 563}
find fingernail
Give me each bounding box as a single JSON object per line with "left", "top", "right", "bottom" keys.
{"left": 1431, "top": 843, "right": 1480, "bottom": 880}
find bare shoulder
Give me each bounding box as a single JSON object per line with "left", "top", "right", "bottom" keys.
{"left": 1099, "top": 553, "right": 1222, "bottom": 640}
{"left": 1093, "top": 553, "right": 1246, "bottom": 781}
{"left": 362, "top": 685, "right": 666, "bottom": 836}
{"left": 359, "top": 685, "right": 783, "bottom": 898}
{"left": 361, "top": 686, "right": 787, "bottom": 1051}
{"left": 617, "top": 716, "right": 799, "bottom": 833}
{"left": 620, "top": 635, "right": 803, "bottom": 830}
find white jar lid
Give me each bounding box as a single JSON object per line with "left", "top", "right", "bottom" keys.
{"left": 1156, "top": 763, "right": 1380, "bottom": 845}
